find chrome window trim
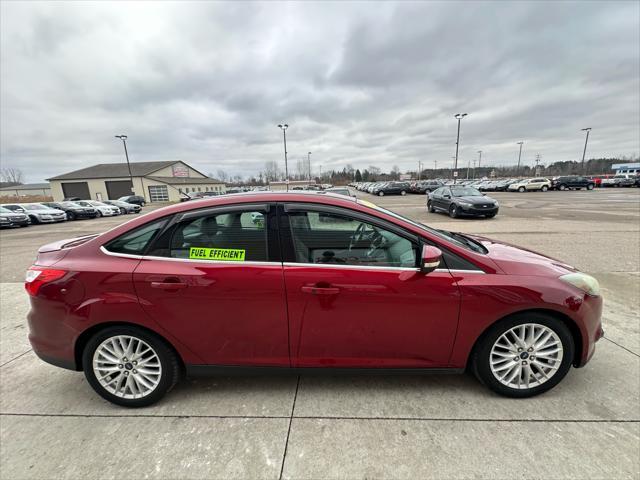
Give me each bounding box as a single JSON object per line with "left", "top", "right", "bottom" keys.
{"left": 283, "top": 261, "right": 418, "bottom": 272}
{"left": 100, "top": 246, "right": 144, "bottom": 260}
{"left": 140, "top": 255, "right": 282, "bottom": 267}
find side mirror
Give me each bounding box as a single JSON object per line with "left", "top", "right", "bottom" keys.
{"left": 443, "top": 194, "right": 451, "bottom": 199}
{"left": 420, "top": 245, "right": 442, "bottom": 274}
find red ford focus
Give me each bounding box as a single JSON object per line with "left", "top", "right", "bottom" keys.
{"left": 26, "top": 192, "right": 603, "bottom": 407}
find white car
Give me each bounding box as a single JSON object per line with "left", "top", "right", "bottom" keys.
{"left": 3, "top": 203, "right": 67, "bottom": 224}
{"left": 507, "top": 178, "right": 551, "bottom": 192}
{"left": 76, "top": 200, "right": 120, "bottom": 217}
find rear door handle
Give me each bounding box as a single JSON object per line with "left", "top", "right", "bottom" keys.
{"left": 301, "top": 286, "right": 340, "bottom": 295}
{"left": 151, "top": 281, "right": 188, "bottom": 290}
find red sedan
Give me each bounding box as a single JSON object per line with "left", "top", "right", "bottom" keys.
{"left": 26, "top": 192, "right": 603, "bottom": 407}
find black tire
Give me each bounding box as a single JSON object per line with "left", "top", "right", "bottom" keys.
{"left": 120, "top": 207, "right": 127, "bottom": 215}
{"left": 29, "top": 215, "right": 39, "bottom": 224}
{"left": 541, "top": 185, "right": 548, "bottom": 192}
{"left": 96, "top": 210, "right": 103, "bottom": 217}
{"left": 427, "top": 201, "right": 435, "bottom": 213}
{"left": 67, "top": 212, "right": 76, "bottom": 221}
{"left": 559, "top": 185, "right": 566, "bottom": 191}
{"left": 82, "top": 325, "right": 180, "bottom": 408}
{"left": 449, "top": 204, "right": 458, "bottom": 218}
{"left": 587, "top": 184, "right": 594, "bottom": 190}
{"left": 518, "top": 186, "right": 525, "bottom": 193}
{"left": 141, "top": 202, "right": 146, "bottom": 207}
{"left": 400, "top": 190, "right": 407, "bottom": 196}
{"left": 378, "top": 191, "right": 385, "bottom": 197}
{"left": 472, "top": 312, "right": 574, "bottom": 398}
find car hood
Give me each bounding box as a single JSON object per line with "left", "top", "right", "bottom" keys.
{"left": 454, "top": 196, "right": 496, "bottom": 204}
{"left": 468, "top": 234, "right": 578, "bottom": 276}
{"left": 31, "top": 208, "right": 64, "bottom": 214}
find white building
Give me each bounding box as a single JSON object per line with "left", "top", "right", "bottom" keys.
{"left": 0, "top": 183, "right": 52, "bottom": 198}
{"left": 47, "top": 161, "right": 226, "bottom": 202}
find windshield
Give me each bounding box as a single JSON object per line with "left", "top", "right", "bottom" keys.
{"left": 61, "top": 201, "right": 81, "bottom": 207}
{"left": 23, "top": 204, "right": 48, "bottom": 210}
{"left": 357, "top": 199, "right": 486, "bottom": 253}
{"left": 0, "top": 207, "right": 12, "bottom": 213}
{"left": 451, "top": 187, "right": 482, "bottom": 197}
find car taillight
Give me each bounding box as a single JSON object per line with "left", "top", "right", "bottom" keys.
{"left": 24, "top": 266, "right": 66, "bottom": 296}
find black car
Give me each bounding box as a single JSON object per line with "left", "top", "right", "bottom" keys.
{"left": 551, "top": 176, "right": 595, "bottom": 191}
{"left": 372, "top": 181, "right": 410, "bottom": 196}
{"left": 411, "top": 180, "right": 443, "bottom": 194}
{"left": 117, "top": 195, "right": 146, "bottom": 207}
{"left": 41, "top": 201, "right": 98, "bottom": 220}
{"left": 427, "top": 186, "right": 499, "bottom": 218}
{"left": 103, "top": 200, "right": 142, "bottom": 214}
{"left": 0, "top": 206, "right": 30, "bottom": 228}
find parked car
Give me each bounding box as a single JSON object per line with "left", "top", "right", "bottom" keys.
{"left": 42, "top": 201, "right": 98, "bottom": 220}
{"left": 602, "top": 175, "right": 636, "bottom": 188}
{"left": 4, "top": 203, "right": 67, "bottom": 224}
{"left": 551, "top": 176, "right": 595, "bottom": 191}
{"left": 76, "top": 200, "right": 120, "bottom": 217}
{"left": 323, "top": 187, "right": 355, "bottom": 197}
{"left": 372, "top": 181, "right": 410, "bottom": 196}
{"left": 104, "top": 200, "right": 142, "bottom": 214}
{"left": 427, "top": 186, "right": 499, "bottom": 218}
{"left": 410, "top": 180, "right": 443, "bottom": 194}
{"left": 508, "top": 178, "right": 551, "bottom": 192}
{"left": 0, "top": 206, "right": 30, "bottom": 228}
{"left": 63, "top": 197, "right": 82, "bottom": 202}
{"left": 117, "top": 195, "right": 146, "bottom": 207}
{"left": 26, "top": 192, "right": 603, "bottom": 406}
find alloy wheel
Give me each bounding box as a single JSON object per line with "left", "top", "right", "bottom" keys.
{"left": 489, "top": 323, "right": 563, "bottom": 390}
{"left": 92, "top": 335, "right": 162, "bottom": 399}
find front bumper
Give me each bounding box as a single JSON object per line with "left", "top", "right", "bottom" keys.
{"left": 458, "top": 204, "right": 499, "bottom": 216}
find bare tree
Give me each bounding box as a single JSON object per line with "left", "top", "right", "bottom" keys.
{"left": 216, "top": 169, "right": 229, "bottom": 183}
{"left": 0, "top": 167, "right": 24, "bottom": 184}
{"left": 263, "top": 161, "right": 279, "bottom": 182}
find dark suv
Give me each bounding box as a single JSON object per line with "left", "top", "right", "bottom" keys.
{"left": 374, "top": 182, "right": 411, "bottom": 196}
{"left": 551, "top": 176, "right": 595, "bottom": 191}
{"left": 411, "top": 180, "right": 443, "bottom": 194}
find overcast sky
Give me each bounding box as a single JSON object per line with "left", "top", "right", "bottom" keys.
{"left": 1, "top": 1, "right": 639, "bottom": 182}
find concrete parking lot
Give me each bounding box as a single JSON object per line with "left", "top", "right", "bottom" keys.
{"left": 1, "top": 189, "right": 639, "bottom": 479}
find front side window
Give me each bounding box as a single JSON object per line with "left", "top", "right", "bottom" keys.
{"left": 288, "top": 210, "right": 417, "bottom": 268}
{"left": 148, "top": 210, "right": 268, "bottom": 261}
{"left": 105, "top": 219, "right": 167, "bottom": 255}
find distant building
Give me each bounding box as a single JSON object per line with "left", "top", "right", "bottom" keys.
{"left": 47, "top": 161, "right": 226, "bottom": 202}
{"left": 0, "top": 183, "right": 52, "bottom": 198}
{"left": 612, "top": 163, "right": 640, "bottom": 174}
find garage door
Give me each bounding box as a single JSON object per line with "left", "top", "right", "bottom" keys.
{"left": 61, "top": 182, "right": 90, "bottom": 200}
{"left": 148, "top": 185, "right": 169, "bottom": 202}
{"left": 105, "top": 180, "right": 133, "bottom": 199}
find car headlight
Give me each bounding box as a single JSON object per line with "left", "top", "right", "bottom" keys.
{"left": 559, "top": 272, "right": 600, "bottom": 296}
{"left": 457, "top": 201, "right": 472, "bottom": 206}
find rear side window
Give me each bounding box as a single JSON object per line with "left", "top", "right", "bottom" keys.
{"left": 148, "top": 210, "right": 268, "bottom": 262}
{"left": 104, "top": 219, "right": 167, "bottom": 255}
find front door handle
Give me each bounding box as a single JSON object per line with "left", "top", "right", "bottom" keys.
{"left": 151, "top": 280, "right": 188, "bottom": 290}
{"left": 301, "top": 285, "right": 340, "bottom": 295}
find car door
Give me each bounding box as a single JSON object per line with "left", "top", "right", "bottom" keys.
{"left": 280, "top": 204, "right": 461, "bottom": 368}
{"left": 132, "top": 204, "right": 290, "bottom": 366}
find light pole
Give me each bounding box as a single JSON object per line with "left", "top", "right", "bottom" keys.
{"left": 477, "top": 150, "right": 482, "bottom": 170}
{"left": 418, "top": 161, "right": 422, "bottom": 180}
{"left": 453, "top": 113, "right": 467, "bottom": 183}
{"left": 307, "top": 151, "right": 312, "bottom": 182}
{"left": 516, "top": 141, "right": 524, "bottom": 176}
{"left": 114, "top": 135, "right": 134, "bottom": 196}
{"left": 277, "top": 124, "right": 289, "bottom": 191}
{"left": 581, "top": 128, "right": 592, "bottom": 173}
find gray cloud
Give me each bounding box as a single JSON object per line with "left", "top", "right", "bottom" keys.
{"left": 1, "top": 1, "right": 638, "bottom": 182}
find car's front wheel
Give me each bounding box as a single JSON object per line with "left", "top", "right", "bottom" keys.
{"left": 518, "top": 186, "right": 525, "bottom": 192}
{"left": 541, "top": 185, "right": 548, "bottom": 192}
{"left": 82, "top": 326, "right": 180, "bottom": 407}
{"left": 449, "top": 204, "right": 459, "bottom": 218}
{"left": 472, "top": 313, "right": 574, "bottom": 398}
{"left": 378, "top": 191, "right": 385, "bottom": 196}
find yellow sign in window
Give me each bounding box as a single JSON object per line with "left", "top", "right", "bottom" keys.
{"left": 189, "top": 247, "right": 246, "bottom": 261}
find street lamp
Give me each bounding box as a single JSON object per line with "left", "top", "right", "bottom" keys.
{"left": 453, "top": 113, "right": 468, "bottom": 183}
{"left": 114, "top": 135, "right": 134, "bottom": 196}
{"left": 516, "top": 141, "right": 524, "bottom": 176}
{"left": 277, "top": 124, "right": 289, "bottom": 191}
{"left": 581, "top": 128, "right": 592, "bottom": 173}
{"left": 307, "top": 151, "right": 312, "bottom": 182}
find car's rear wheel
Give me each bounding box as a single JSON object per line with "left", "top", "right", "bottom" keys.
{"left": 449, "top": 204, "right": 459, "bottom": 218}
{"left": 587, "top": 184, "right": 594, "bottom": 190}
{"left": 518, "top": 187, "right": 525, "bottom": 192}
{"left": 119, "top": 207, "right": 126, "bottom": 215}
{"left": 29, "top": 215, "right": 39, "bottom": 224}
{"left": 472, "top": 313, "right": 574, "bottom": 398}
{"left": 378, "top": 191, "right": 385, "bottom": 196}
{"left": 427, "top": 201, "right": 436, "bottom": 213}
{"left": 82, "top": 326, "right": 180, "bottom": 407}
{"left": 67, "top": 212, "right": 76, "bottom": 221}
